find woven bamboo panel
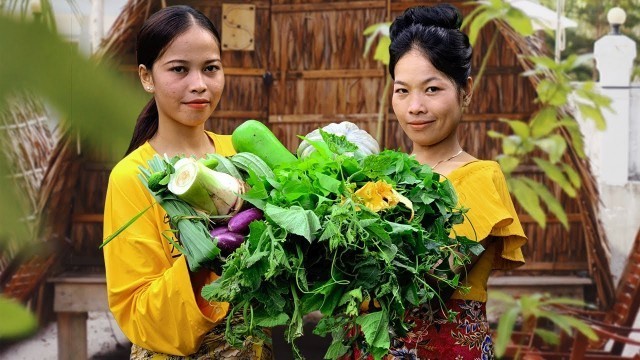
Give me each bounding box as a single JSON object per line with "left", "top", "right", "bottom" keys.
{"left": 268, "top": 3, "right": 386, "bottom": 151}
{"left": 68, "top": 161, "right": 111, "bottom": 262}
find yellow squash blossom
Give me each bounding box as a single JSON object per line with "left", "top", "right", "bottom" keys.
{"left": 354, "top": 180, "right": 414, "bottom": 221}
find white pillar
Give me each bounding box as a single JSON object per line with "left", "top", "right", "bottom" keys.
{"left": 631, "top": 87, "right": 640, "bottom": 179}
{"left": 89, "top": 0, "right": 104, "bottom": 54}
{"left": 593, "top": 8, "right": 636, "bottom": 186}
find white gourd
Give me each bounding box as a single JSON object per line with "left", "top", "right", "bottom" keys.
{"left": 297, "top": 121, "right": 380, "bottom": 158}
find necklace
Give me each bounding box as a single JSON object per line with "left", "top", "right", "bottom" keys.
{"left": 431, "top": 149, "right": 464, "bottom": 169}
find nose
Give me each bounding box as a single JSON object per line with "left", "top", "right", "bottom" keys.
{"left": 407, "top": 93, "right": 426, "bottom": 115}
{"left": 190, "top": 72, "right": 206, "bottom": 94}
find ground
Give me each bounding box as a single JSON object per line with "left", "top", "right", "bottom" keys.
{"left": 0, "top": 312, "right": 331, "bottom": 360}
{"left": 2, "top": 306, "right": 636, "bottom": 359}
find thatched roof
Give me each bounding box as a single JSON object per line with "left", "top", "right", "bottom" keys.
{"left": 95, "top": 0, "right": 160, "bottom": 62}
{"left": 0, "top": 93, "right": 61, "bottom": 301}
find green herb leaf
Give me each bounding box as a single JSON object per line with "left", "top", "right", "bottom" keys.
{"left": 356, "top": 309, "right": 390, "bottom": 357}
{"left": 319, "top": 129, "right": 358, "bottom": 155}
{"left": 316, "top": 172, "right": 342, "bottom": 194}
{"left": 254, "top": 312, "right": 289, "bottom": 327}
{"left": 265, "top": 204, "right": 321, "bottom": 242}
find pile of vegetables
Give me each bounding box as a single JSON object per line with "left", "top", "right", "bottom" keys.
{"left": 100, "top": 151, "right": 268, "bottom": 272}
{"left": 206, "top": 120, "right": 481, "bottom": 359}
{"left": 102, "top": 120, "right": 480, "bottom": 360}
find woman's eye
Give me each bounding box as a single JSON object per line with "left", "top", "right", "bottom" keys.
{"left": 426, "top": 87, "right": 439, "bottom": 93}
{"left": 394, "top": 88, "right": 408, "bottom": 94}
{"left": 204, "top": 65, "right": 220, "bottom": 72}
{"left": 171, "top": 66, "right": 187, "bottom": 73}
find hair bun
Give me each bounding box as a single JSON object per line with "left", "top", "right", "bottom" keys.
{"left": 390, "top": 4, "right": 462, "bottom": 39}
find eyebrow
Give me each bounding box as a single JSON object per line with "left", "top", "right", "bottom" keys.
{"left": 394, "top": 76, "right": 441, "bottom": 86}
{"left": 162, "top": 58, "right": 221, "bottom": 66}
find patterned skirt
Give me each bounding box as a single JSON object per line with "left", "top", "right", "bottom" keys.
{"left": 344, "top": 299, "right": 494, "bottom": 360}
{"left": 129, "top": 314, "right": 273, "bottom": 360}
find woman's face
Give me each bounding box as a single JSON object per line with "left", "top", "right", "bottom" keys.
{"left": 140, "top": 25, "right": 224, "bottom": 129}
{"left": 392, "top": 49, "right": 468, "bottom": 149}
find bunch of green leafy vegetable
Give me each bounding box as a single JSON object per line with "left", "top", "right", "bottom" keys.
{"left": 201, "top": 131, "right": 482, "bottom": 359}
{"left": 101, "top": 155, "right": 222, "bottom": 272}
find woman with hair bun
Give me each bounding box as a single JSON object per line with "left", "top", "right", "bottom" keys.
{"left": 345, "top": 4, "right": 527, "bottom": 359}
{"left": 103, "top": 5, "right": 272, "bottom": 359}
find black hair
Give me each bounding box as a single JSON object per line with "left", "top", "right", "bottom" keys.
{"left": 388, "top": 4, "right": 472, "bottom": 90}
{"left": 125, "top": 5, "right": 222, "bottom": 156}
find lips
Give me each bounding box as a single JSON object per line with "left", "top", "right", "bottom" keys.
{"left": 408, "top": 119, "right": 434, "bottom": 125}
{"left": 406, "top": 119, "right": 435, "bottom": 131}
{"left": 184, "top": 99, "right": 210, "bottom": 109}
{"left": 184, "top": 99, "right": 210, "bottom": 105}
{"left": 407, "top": 119, "right": 435, "bottom": 125}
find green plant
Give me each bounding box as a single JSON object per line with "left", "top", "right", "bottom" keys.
{"left": 461, "top": 0, "right": 534, "bottom": 94}
{"left": 202, "top": 133, "right": 478, "bottom": 359}
{"left": 0, "top": 16, "right": 144, "bottom": 228}
{"left": 0, "top": 13, "right": 143, "bottom": 338}
{"left": 490, "top": 291, "right": 598, "bottom": 358}
{"left": 487, "top": 55, "right": 610, "bottom": 227}
{"left": 463, "top": 0, "right": 611, "bottom": 228}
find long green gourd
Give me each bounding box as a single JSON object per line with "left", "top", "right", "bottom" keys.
{"left": 231, "top": 119, "right": 297, "bottom": 169}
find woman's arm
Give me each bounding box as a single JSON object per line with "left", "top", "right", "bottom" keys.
{"left": 103, "top": 162, "right": 227, "bottom": 355}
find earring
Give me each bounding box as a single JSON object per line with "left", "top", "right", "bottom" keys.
{"left": 146, "top": 86, "right": 153, "bottom": 91}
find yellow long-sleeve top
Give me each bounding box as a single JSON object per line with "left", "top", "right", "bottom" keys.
{"left": 103, "top": 132, "right": 235, "bottom": 356}
{"left": 448, "top": 160, "right": 528, "bottom": 302}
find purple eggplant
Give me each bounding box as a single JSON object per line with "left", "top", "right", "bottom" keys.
{"left": 210, "top": 226, "right": 230, "bottom": 238}
{"left": 227, "top": 208, "right": 264, "bottom": 234}
{"left": 214, "top": 231, "right": 245, "bottom": 256}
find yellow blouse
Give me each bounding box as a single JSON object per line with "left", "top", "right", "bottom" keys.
{"left": 102, "top": 132, "right": 236, "bottom": 356}
{"left": 447, "top": 160, "right": 528, "bottom": 302}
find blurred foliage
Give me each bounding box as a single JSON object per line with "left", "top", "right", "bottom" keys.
{"left": 539, "top": 0, "right": 640, "bottom": 81}
{"left": 462, "top": 0, "right": 534, "bottom": 44}
{"left": 0, "top": 15, "right": 143, "bottom": 242}
{"left": 487, "top": 55, "right": 611, "bottom": 228}
{"left": 490, "top": 291, "right": 598, "bottom": 358}
{"left": 1, "top": 0, "right": 59, "bottom": 31}
{"left": 0, "top": 14, "right": 143, "bottom": 338}
{"left": 0, "top": 296, "right": 39, "bottom": 339}
{"left": 463, "top": 1, "right": 611, "bottom": 229}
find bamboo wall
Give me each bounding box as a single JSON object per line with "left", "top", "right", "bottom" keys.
{"left": 69, "top": 0, "right": 595, "bottom": 283}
